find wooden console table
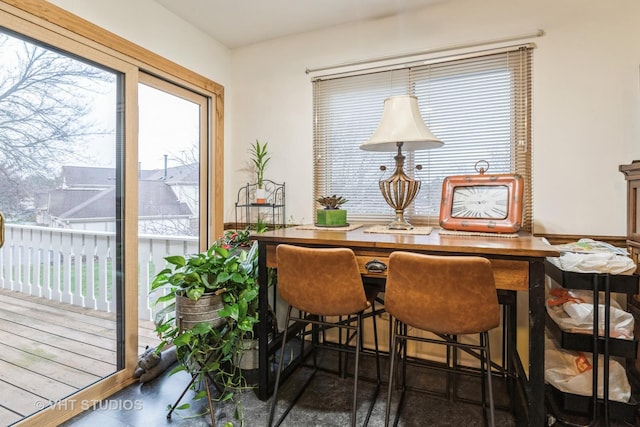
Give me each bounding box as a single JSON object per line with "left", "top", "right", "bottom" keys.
{"left": 253, "top": 226, "right": 559, "bottom": 426}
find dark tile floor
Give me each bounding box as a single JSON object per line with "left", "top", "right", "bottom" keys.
{"left": 61, "top": 349, "right": 517, "bottom": 427}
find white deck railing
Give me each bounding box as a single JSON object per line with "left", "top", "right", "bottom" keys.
{"left": 0, "top": 224, "right": 198, "bottom": 321}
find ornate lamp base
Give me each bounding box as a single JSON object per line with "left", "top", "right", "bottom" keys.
{"left": 379, "top": 143, "right": 421, "bottom": 230}
{"left": 387, "top": 211, "right": 414, "bottom": 230}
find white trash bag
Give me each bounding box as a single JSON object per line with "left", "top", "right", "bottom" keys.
{"left": 544, "top": 238, "right": 636, "bottom": 275}
{"left": 546, "top": 288, "right": 634, "bottom": 340}
{"left": 548, "top": 252, "right": 636, "bottom": 275}
{"left": 545, "top": 336, "right": 631, "bottom": 402}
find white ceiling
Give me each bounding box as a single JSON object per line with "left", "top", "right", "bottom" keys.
{"left": 153, "top": 0, "right": 448, "bottom": 49}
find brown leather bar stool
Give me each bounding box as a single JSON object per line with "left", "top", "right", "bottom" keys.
{"left": 384, "top": 252, "right": 500, "bottom": 427}
{"left": 268, "top": 244, "right": 380, "bottom": 427}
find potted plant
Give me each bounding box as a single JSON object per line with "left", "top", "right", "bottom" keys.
{"left": 249, "top": 139, "right": 270, "bottom": 203}
{"left": 316, "top": 194, "right": 348, "bottom": 226}
{"left": 151, "top": 229, "right": 259, "bottom": 425}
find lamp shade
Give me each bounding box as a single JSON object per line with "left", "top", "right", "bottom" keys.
{"left": 359, "top": 95, "right": 443, "bottom": 152}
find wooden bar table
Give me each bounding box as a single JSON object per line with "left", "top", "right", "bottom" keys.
{"left": 252, "top": 225, "right": 559, "bottom": 427}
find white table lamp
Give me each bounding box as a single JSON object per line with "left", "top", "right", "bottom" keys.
{"left": 360, "top": 95, "right": 443, "bottom": 229}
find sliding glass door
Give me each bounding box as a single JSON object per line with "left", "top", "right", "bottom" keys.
{"left": 137, "top": 74, "right": 208, "bottom": 344}
{"left": 0, "top": 29, "right": 123, "bottom": 425}
{"left": 0, "top": 2, "right": 223, "bottom": 424}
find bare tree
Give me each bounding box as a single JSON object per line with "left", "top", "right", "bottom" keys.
{"left": 139, "top": 216, "right": 195, "bottom": 237}
{"left": 0, "top": 32, "right": 114, "bottom": 219}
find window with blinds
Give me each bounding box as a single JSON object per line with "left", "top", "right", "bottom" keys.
{"left": 313, "top": 45, "right": 533, "bottom": 231}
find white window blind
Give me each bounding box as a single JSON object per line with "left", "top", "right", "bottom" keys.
{"left": 313, "top": 46, "right": 533, "bottom": 231}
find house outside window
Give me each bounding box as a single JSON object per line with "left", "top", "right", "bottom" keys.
{"left": 313, "top": 45, "right": 533, "bottom": 231}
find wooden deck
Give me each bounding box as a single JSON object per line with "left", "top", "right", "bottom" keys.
{"left": 0, "top": 288, "right": 159, "bottom": 425}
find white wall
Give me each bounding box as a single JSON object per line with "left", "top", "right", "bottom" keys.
{"left": 230, "top": 0, "right": 640, "bottom": 235}
{"left": 49, "top": 0, "right": 230, "bottom": 84}
{"left": 49, "top": 0, "right": 640, "bottom": 236}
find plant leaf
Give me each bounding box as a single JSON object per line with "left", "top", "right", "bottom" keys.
{"left": 165, "top": 255, "right": 186, "bottom": 267}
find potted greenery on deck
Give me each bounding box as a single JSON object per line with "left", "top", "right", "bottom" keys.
{"left": 151, "top": 228, "right": 259, "bottom": 425}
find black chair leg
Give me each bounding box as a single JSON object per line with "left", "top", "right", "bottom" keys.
{"left": 385, "top": 319, "right": 398, "bottom": 427}
{"left": 371, "top": 300, "right": 381, "bottom": 384}
{"left": 385, "top": 319, "right": 407, "bottom": 427}
{"left": 450, "top": 335, "right": 458, "bottom": 402}
{"left": 351, "top": 315, "right": 362, "bottom": 427}
{"left": 268, "top": 305, "right": 293, "bottom": 427}
{"left": 482, "top": 331, "right": 496, "bottom": 427}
